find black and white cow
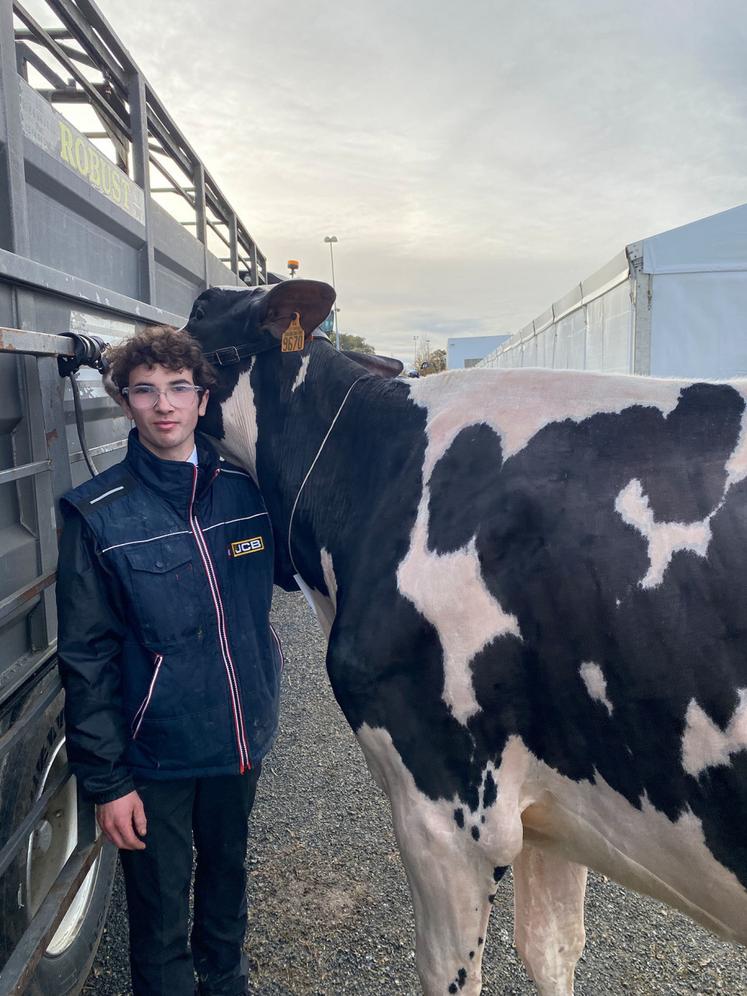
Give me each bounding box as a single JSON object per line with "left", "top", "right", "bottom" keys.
{"left": 185, "top": 279, "right": 747, "bottom": 996}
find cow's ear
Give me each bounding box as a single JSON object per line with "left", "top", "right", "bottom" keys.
{"left": 342, "top": 351, "right": 404, "bottom": 379}
{"left": 258, "top": 279, "right": 336, "bottom": 341}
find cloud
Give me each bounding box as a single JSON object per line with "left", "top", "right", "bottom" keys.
{"left": 101, "top": 0, "right": 747, "bottom": 353}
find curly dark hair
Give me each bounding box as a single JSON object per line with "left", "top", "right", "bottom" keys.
{"left": 106, "top": 325, "right": 217, "bottom": 392}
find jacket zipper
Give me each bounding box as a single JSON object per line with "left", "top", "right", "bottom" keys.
{"left": 131, "top": 653, "right": 164, "bottom": 739}
{"left": 188, "top": 466, "right": 252, "bottom": 772}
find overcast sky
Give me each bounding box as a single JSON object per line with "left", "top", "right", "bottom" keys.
{"left": 102, "top": 0, "right": 747, "bottom": 359}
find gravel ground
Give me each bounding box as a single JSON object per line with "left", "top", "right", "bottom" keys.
{"left": 84, "top": 590, "right": 747, "bottom": 996}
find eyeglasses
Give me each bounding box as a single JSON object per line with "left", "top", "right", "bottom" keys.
{"left": 121, "top": 384, "right": 205, "bottom": 410}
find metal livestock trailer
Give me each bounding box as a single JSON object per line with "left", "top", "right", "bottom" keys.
{"left": 0, "top": 1, "right": 268, "bottom": 991}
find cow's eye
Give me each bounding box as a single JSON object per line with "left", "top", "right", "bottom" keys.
{"left": 193, "top": 305, "right": 205, "bottom": 321}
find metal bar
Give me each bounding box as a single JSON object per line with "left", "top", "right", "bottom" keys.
{"left": 193, "top": 160, "right": 208, "bottom": 288}
{"left": 228, "top": 213, "right": 239, "bottom": 274}
{"left": 36, "top": 86, "right": 86, "bottom": 101}
{"left": 47, "top": 0, "right": 129, "bottom": 91}
{"left": 13, "top": 41, "right": 68, "bottom": 88}
{"left": 150, "top": 185, "right": 195, "bottom": 193}
{"left": 0, "top": 459, "right": 49, "bottom": 486}
{"left": 0, "top": 837, "right": 105, "bottom": 995}
{"left": 0, "top": 0, "right": 31, "bottom": 255}
{"left": 12, "top": 2, "right": 266, "bottom": 291}
{"left": 72, "top": 0, "right": 138, "bottom": 75}
{"left": 0, "top": 647, "right": 58, "bottom": 712}
{"left": 12, "top": 4, "right": 129, "bottom": 136}
{"left": 19, "top": 351, "right": 59, "bottom": 650}
{"left": 0, "top": 326, "right": 74, "bottom": 356}
{"left": 70, "top": 437, "right": 127, "bottom": 463}
{"left": 146, "top": 112, "right": 193, "bottom": 178}
{"left": 149, "top": 155, "right": 196, "bottom": 209}
{"left": 0, "top": 570, "right": 55, "bottom": 628}
{"left": 0, "top": 249, "right": 185, "bottom": 326}
{"left": 52, "top": 40, "right": 97, "bottom": 69}
{"left": 251, "top": 242, "right": 259, "bottom": 287}
{"left": 0, "top": 668, "right": 61, "bottom": 762}
{"left": 0, "top": 767, "right": 72, "bottom": 879}
{"left": 14, "top": 27, "right": 72, "bottom": 40}
{"left": 207, "top": 219, "right": 231, "bottom": 250}
{"left": 129, "top": 69, "right": 155, "bottom": 302}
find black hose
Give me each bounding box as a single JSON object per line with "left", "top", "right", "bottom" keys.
{"left": 67, "top": 373, "right": 98, "bottom": 478}
{"left": 57, "top": 333, "right": 109, "bottom": 480}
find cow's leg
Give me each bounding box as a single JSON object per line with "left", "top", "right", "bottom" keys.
{"left": 390, "top": 796, "right": 499, "bottom": 996}
{"left": 356, "top": 725, "right": 525, "bottom": 996}
{"left": 512, "top": 844, "right": 588, "bottom": 996}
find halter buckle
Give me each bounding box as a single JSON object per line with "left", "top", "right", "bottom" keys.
{"left": 212, "top": 345, "right": 242, "bottom": 366}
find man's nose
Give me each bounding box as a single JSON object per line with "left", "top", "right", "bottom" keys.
{"left": 154, "top": 390, "right": 175, "bottom": 412}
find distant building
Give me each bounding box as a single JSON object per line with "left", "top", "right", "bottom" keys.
{"left": 447, "top": 334, "right": 510, "bottom": 369}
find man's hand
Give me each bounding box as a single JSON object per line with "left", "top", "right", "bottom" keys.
{"left": 97, "top": 790, "right": 147, "bottom": 850}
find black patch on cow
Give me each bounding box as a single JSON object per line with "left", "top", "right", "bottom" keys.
{"left": 453, "top": 808, "right": 465, "bottom": 829}
{"left": 428, "top": 423, "right": 504, "bottom": 554}
{"left": 635, "top": 383, "right": 744, "bottom": 522}
{"left": 478, "top": 937, "right": 484, "bottom": 945}
{"left": 458, "top": 967, "right": 467, "bottom": 987}
{"left": 482, "top": 769, "right": 498, "bottom": 808}
{"left": 469, "top": 951, "right": 474, "bottom": 959}
{"left": 493, "top": 865, "right": 507, "bottom": 882}
{"left": 448, "top": 985, "right": 457, "bottom": 994}
{"left": 488, "top": 893, "right": 496, "bottom": 904}
{"left": 471, "top": 826, "right": 480, "bottom": 841}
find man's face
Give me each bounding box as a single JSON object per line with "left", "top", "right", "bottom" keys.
{"left": 122, "top": 363, "right": 209, "bottom": 462}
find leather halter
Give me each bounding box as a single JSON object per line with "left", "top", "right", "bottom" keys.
{"left": 202, "top": 331, "right": 329, "bottom": 367}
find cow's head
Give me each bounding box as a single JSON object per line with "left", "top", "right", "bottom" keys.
{"left": 186, "top": 280, "right": 406, "bottom": 589}
{"left": 185, "top": 279, "right": 336, "bottom": 362}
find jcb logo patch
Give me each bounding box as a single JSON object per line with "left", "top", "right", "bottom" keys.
{"left": 230, "top": 537, "right": 265, "bottom": 557}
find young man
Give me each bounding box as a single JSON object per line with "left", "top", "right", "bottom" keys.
{"left": 56, "top": 325, "right": 281, "bottom": 996}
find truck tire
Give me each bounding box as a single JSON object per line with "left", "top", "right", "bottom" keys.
{"left": 0, "top": 688, "right": 116, "bottom": 995}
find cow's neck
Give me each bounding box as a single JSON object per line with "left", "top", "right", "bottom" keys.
{"left": 254, "top": 342, "right": 421, "bottom": 599}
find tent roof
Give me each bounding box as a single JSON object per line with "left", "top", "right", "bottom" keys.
{"left": 639, "top": 201, "right": 747, "bottom": 274}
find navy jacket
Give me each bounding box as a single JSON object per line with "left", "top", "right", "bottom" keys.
{"left": 56, "top": 430, "right": 281, "bottom": 803}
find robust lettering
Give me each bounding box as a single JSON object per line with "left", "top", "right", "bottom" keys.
{"left": 59, "top": 121, "right": 74, "bottom": 166}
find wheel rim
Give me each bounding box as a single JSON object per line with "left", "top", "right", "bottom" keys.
{"left": 25, "top": 738, "right": 101, "bottom": 957}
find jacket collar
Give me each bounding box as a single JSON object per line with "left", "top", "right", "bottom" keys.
{"left": 125, "top": 429, "right": 219, "bottom": 510}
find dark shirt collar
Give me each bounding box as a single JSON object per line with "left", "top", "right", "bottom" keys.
{"left": 125, "top": 429, "right": 219, "bottom": 510}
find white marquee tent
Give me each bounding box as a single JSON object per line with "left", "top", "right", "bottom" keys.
{"left": 479, "top": 203, "right": 747, "bottom": 378}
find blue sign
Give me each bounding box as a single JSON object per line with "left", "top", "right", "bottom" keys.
{"left": 319, "top": 311, "right": 335, "bottom": 334}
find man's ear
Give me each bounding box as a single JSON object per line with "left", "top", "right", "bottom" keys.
{"left": 198, "top": 388, "right": 210, "bottom": 416}
{"left": 103, "top": 370, "right": 130, "bottom": 414}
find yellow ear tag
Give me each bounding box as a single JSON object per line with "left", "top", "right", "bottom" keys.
{"left": 281, "top": 313, "right": 305, "bottom": 352}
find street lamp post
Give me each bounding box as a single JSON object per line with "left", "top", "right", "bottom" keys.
{"left": 324, "top": 235, "right": 340, "bottom": 350}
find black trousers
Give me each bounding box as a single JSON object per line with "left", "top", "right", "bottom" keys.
{"left": 119, "top": 767, "right": 261, "bottom": 996}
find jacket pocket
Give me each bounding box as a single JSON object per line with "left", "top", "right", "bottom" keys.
{"left": 122, "top": 539, "right": 201, "bottom": 649}
{"left": 131, "top": 653, "right": 164, "bottom": 739}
